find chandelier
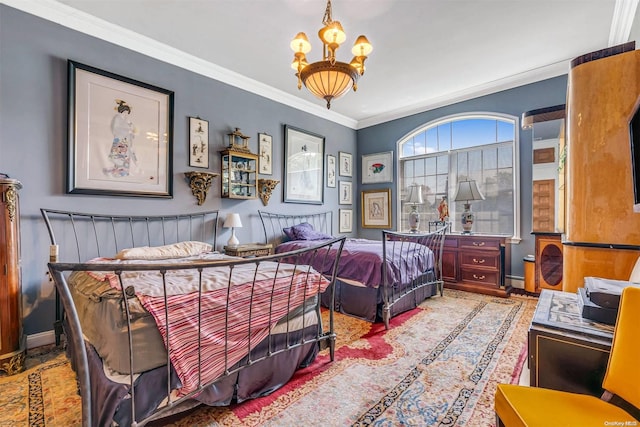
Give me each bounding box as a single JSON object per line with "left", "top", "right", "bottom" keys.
{"left": 290, "top": 0, "right": 372, "bottom": 109}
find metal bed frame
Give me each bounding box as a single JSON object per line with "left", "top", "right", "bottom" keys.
{"left": 258, "top": 210, "right": 448, "bottom": 329}
{"left": 41, "top": 209, "right": 220, "bottom": 346}
{"left": 41, "top": 209, "right": 347, "bottom": 426}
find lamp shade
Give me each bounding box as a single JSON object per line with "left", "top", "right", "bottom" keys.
{"left": 223, "top": 213, "right": 243, "bottom": 228}
{"left": 407, "top": 184, "right": 424, "bottom": 204}
{"left": 454, "top": 180, "right": 485, "bottom": 202}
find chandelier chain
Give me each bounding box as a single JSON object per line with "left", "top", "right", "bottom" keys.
{"left": 322, "top": 0, "right": 333, "bottom": 25}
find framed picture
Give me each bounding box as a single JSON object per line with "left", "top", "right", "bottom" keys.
{"left": 339, "top": 181, "right": 352, "bottom": 205}
{"left": 284, "top": 125, "right": 325, "bottom": 204}
{"left": 362, "top": 151, "right": 394, "bottom": 184}
{"left": 339, "top": 151, "right": 353, "bottom": 177}
{"left": 67, "top": 60, "right": 174, "bottom": 198}
{"left": 327, "top": 154, "right": 336, "bottom": 187}
{"left": 339, "top": 209, "right": 353, "bottom": 233}
{"left": 362, "top": 188, "right": 392, "bottom": 228}
{"left": 189, "top": 117, "right": 209, "bottom": 168}
{"left": 258, "top": 132, "right": 273, "bottom": 175}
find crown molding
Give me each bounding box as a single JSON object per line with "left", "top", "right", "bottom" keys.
{"left": 355, "top": 60, "right": 570, "bottom": 129}
{"left": 608, "top": 0, "right": 639, "bottom": 46}
{"left": 0, "top": 0, "right": 358, "bottom": 129}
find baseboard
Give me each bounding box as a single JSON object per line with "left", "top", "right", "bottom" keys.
{"left": 27, "top": 330, "right": 56, "bottom": 349}
{"left": 507, "top": 275, "right": 524, "bottom": 290}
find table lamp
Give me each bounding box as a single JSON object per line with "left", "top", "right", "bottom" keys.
{"left": 454, "top": 180, "right": 484, "bottom": 234}
{"left": 407, "top": 184, "right": 424, "bottom": 232}
{"left": 223, "top": 213, "right": 242, "bottom": 247}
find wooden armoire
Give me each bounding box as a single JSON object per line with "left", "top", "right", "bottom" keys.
{"left": 564, "top": 43, "right": 640, "bottom": 292}
{"left": 0, "top": 177, "right": 25, "bottom": 375}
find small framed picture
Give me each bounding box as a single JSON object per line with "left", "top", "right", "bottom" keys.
{"left": 362, "top": 151, "right": 393, "bottom": 184}
{"left": 362, "top": 188, "right": 392, "bottom": 228}
{"left": 258, "top": 133, "right": 273, "bottom": 175}
{"left": 327, "top": 154, "right": 336, "bottom": 187}
{"left": 339, "top": 209, "right": 353, "bottom": 233}
{"left": 339, "top": 181, "right": 352, "bottom": 205}
{"left": 189, "top": 117, "right": 209, "bottom": 168}
{"left": 339, "top": 151, "right": 353, "bottom": 177}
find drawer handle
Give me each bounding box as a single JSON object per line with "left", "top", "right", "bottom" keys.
{"left": 473, "top": 274, "right": 486, "bottom": 280}
{"left": 472, "top": 241, "right": 485, "bottom": 247}
{"left": 473, "top": 258, "right": 485, "bottom": 264}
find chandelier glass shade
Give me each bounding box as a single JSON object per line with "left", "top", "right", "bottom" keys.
{"left": 290, "top": 0, "right": 372, "bottom": 109}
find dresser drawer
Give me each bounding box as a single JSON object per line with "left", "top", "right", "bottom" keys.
{"left": 460, "top": 252, "right": 500, "bottom": 270}
{"left": 460, "top": 269, "right": 499, "bottom": 285}
{"left": 459, "top": 237, "right": 501, "bottom": 250}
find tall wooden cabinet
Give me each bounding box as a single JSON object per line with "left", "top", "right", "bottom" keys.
{"left": 0, "top": 177, "right": 25, "bottom": 375}
{"left": 564, "top": 44, "right": 640, "bottom": 291}
{"left": 442, "top": 234, "right": 511, "bottom": 297}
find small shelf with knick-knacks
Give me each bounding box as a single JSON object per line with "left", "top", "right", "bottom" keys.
{"left": 221, "top": 128, "right": 258, "bottom": 199}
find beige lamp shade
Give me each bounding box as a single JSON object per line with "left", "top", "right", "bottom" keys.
{"left": 454, "top": 180, "right": 485, "bottom": 202}
{"left": 407, "top": 184, "right": 424, "bottom": 205}
{"left": 223, "top": 213, "right": 243, "bottom": 228}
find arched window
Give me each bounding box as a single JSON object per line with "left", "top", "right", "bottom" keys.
{"left": 398, "top": 113, "right": 519, "bottom": 237}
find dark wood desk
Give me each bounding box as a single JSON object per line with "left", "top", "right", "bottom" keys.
{"left": 529, "top": 289, "right": 613, "bottom": 396}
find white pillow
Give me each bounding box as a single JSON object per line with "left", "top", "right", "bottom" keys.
{"left": 115, "top": 241, "right": 212, "bottom": 260}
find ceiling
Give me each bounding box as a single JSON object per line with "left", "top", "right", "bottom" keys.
{"left": 5, "top": 0, "right": 640, "bottom": 129}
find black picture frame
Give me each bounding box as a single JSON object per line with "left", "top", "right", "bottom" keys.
{"left": 67, "top": 60, "right": 174, "bottom": 197}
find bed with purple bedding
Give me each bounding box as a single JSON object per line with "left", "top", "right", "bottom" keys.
{"left": 42, "top": 209, "right": 346, "bottom": 426}
{"left": 259, "top": 211, "right": 448, "bottom": 328}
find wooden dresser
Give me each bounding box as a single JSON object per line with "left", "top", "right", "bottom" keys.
{"left": 0, "top": 177, "right": 25, "bottom": 375}
{"left": 442, "top": 233, "right": 511, "bottom": 297}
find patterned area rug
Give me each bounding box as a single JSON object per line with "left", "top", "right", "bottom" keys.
{"left": 0, "top": 290, "right": 536, "bottom": 426}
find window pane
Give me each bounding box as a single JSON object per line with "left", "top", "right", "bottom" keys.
{"left": 414, "top": 157, "right": 426, "bottom": 178}
{"left": 425, "top": 128, "right": 438, "bottom": 153}
{"left": 483, "top": 147, "right": 497, "bottom": 170}
{"left": 413, "top": 132, "right": 427, "bottom": 155}
{"left": 436, "top": 154, "right": 448, "bottom": 175}
{"left": 401, "top": 139, "right": 414, "bottom": 157}
{"left": 438, "top": 123, "right": 452, "bottom": 151}
{"left": 497, "top": 120, "right": 515, "bottom": 143}
{"left": 498, "top": 145, "right": 512, "bottom": 168}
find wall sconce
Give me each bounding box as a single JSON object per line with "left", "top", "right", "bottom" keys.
{"left": 258, "top": 179, "right": 280, "bottom": 206}
{"left": 184, "top": 171, "right": 219, "bottom": 205}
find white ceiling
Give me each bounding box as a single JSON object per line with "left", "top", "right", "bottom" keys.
{"left": 4, "top": 0, "right": 640, "bottom": 129}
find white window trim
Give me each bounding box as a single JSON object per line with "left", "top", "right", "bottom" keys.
{"left": 395, "top": 112, "right": 521, "bottom": 244}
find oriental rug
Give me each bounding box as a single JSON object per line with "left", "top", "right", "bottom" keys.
{"left": 0, "top": 289, "right": 536, "bottom": 427}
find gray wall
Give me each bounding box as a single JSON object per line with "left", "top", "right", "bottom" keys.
{"left": 0, "top": 5, "right": 356, "bottom": 335}
{"left": 356, "top": 76, "right": 569, "bottom": 279}
{"left": 1, "top": 4, "right": 569, "bottom": 336}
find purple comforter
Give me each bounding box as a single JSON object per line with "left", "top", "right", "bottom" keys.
{"left": 276, "top": 238, "right": 434, "bottom": 287}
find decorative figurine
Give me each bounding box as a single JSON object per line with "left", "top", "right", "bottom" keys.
{"left": 438, "top": 196, "right": 449, "bottom": 222}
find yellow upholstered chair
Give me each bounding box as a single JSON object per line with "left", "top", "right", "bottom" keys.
{"left": 495, "top": 286, "right": 640, "bottom": 426}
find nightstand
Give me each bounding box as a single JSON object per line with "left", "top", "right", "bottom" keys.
{"left": 224, "top": 243, "right": 273, "bottom": 258}
{"left": 529, "top": 289, "right": 613, "bottom": 396}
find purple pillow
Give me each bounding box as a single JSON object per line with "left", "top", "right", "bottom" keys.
{"left": 283, "top": 222, "right": 313, "bottom": 241}
{"left": 293, "top": 226, "right": 333, "bottom": 241}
